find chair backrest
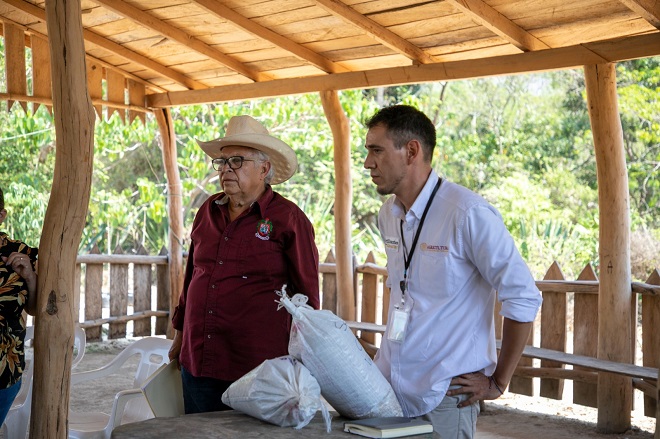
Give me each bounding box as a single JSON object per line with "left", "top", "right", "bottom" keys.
{"left": 128, "top": 337, "right": 172, "bottom": 388}
{"left": 72, "top": 327, "right": 86, "bottom": 368}
{"left": 115, "top": 337, "right": 173, "bottom": 425}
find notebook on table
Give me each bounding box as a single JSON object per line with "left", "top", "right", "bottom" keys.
{"left": 343, "top": 416, "right": 434, "bottom": 438}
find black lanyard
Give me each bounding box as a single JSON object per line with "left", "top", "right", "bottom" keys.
{"left": 399, "top": 178, "right": 442, "bottom": 297}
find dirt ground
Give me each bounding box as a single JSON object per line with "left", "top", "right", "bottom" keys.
{"left": 18, "top": 338, "right": 659, "bottom": 438}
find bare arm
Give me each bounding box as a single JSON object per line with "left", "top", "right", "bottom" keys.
{"left": 3, "top": 252, "right": 39, "bottom": 316}
{"left": 492, "top": 317, "right": 533, "bottom": 390}
{"left": 169, "top": 329, "right": 183, "bottom": 368}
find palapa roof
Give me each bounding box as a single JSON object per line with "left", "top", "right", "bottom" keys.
{"left": 1, "top": 0, "right": 659, "bottom": 111}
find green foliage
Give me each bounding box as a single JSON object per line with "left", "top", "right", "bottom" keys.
{"left": 1, "top": 38, "right": 658, "bottom": 281}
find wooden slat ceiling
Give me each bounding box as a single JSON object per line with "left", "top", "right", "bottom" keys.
{"left": 1, "top": 0, "right": 659, "bottom": 108}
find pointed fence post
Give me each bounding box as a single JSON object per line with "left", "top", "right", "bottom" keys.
{"left": 322, "top": 250, "right": 338, "bottom": 313}
{"left": 360, "top": 252, "right": 378, "bottom": 345}
{"left": 573, "top": 264, "right": 599, "bottom": 407}
{"left": 642, "top": 269, "right": 660, "bottom": 418}
{"left": 109, "top": 246, "right": 128, "bottom": 339}
{"left": 540, "top": 262, "right": 567, "bottom": 399}
{"left": 156, "top": 247, "right": 171, "bottom": 335}
{"left": 133, "top": 245, "right": 152, "bottom": 336}
{"left": 84, "top": 245, "right": 103, "bottom": 341}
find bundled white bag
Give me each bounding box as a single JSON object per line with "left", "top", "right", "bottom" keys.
{"left": 221, "top": 355, "right": 331, "bottom": 430}
{"left": 276, "top": 286, "right": 403, "bottom": 419}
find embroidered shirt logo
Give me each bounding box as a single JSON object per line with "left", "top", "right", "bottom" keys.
{"left": 256, "top": 218, "right": 273, "bottom": 241}
{"left": 420, "top": 243, "right": 449, "bottom": 253}
{"left": 384, "top": 237, "right": 399, "bottom": 250}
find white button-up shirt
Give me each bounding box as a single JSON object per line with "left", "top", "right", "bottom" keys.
{"left": 374, "top": 171, "right": 542, "bottom": 417}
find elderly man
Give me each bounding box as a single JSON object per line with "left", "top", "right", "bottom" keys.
{"left": 168, "top": 115, "right": 320, "bottom": 414}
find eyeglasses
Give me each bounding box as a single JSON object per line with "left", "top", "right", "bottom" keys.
{"left": 211, "top": 156, "right": 257, "bottom": 171}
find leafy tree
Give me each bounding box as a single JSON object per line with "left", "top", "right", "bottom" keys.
{"left": 1, "top": 32, "right": 658, "bottom": 281}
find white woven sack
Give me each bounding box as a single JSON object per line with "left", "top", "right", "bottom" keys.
{"left": 221, "top": 355, "right": 331, "bottom": 430}
{"left": 276, "top": 287, "right": 403, "bottom": 419}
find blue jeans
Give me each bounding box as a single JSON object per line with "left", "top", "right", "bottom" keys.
{"left": 0, "top": 379, "right": 22, "bottom": 425}
{"left": 180, "top": 367, "right": 234, "bottom": 414}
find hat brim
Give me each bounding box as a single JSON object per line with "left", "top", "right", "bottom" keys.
{"left": 196, "top": 133, "right": 298, "bottom": 185}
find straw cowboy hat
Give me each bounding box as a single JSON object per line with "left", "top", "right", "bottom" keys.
{"left": 196, "top": 115, "right": 298, "bottom": 185}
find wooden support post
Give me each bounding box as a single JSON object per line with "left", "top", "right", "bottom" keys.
{"left": 320, "top": 90, "right": 354, "bottom": 321}
{"left": 585, "top": 62, "right": 633, "bottom": 433}
{"left": 155, "top": 108, "right": 184, "bottom": 338}
{"left": 31, "top": 0, "right": 95, "bottom": 437}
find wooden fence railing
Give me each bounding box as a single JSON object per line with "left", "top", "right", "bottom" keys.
{"left": 72, "top": 247, "right": 659, "bottom": 421}
{"left": 74, "top": 245, "right": 170, "bottom": 341}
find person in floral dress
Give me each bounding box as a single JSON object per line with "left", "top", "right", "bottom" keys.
{"left": 0, "top": 187, "right": 38, "bottom": 425}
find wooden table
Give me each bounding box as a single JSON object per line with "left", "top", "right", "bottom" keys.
{"left": 111, "top": 410, "right": 436, "bottom": 438}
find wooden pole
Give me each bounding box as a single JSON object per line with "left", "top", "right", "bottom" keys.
{"left": 320, "top": 91, "right": 355, "bottom": 320}
{"left": 155, "top": 108, "right": 184, "bottom": 338}
{"left": 31, "top": 0, "right": 95, "bottom": 437}
{"left": 584, "top": 62, "right": 632, "bottom": 433}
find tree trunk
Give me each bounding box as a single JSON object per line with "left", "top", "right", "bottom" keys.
{"left": 30, "top": 0, "right": 95, "bottom": 437}
{"left": 155, "top": 108, "right": 184, "bottom": 338}
{"left": 320, "top": 90, "right": 354, "bottom": 320}
{"left": 584, "top": 62, "right": 632, "bottom": 434}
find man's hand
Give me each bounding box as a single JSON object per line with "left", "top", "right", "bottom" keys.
{"left": 447, "top": 372, "right": 505, "bottom": 407}
{"left": 169, "top": 330, "right": 183, "bottom": 368}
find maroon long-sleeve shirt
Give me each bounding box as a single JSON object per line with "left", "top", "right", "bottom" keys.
{"left": 172, "top": 186, "right": 320, "bottom": 381}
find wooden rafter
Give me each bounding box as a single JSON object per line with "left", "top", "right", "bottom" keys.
{"left": 618, "top": 0, "right": 660, "bottom": 29}
{"left": 92, "top": 0, "right": 270, "bottom": 82}
{"left": 313, "top": 0, "right": 439, "bottom": 64}
{"left": 1, "top": 0, "right": 204, "bottom": 90}
{"left": 446, "top": 0, "right": 550, "bottom": 51}
{"left": 192, "top": 0, "right": 349, "bottom": 74}
{"left": 147, "top": 32, "right": 660, "bottom": 108}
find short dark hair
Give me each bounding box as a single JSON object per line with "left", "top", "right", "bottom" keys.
{"left": 0, "top": 187, "right": 4, "bottom": 211}
{"left": 366, "top": 105, "right": 436, "bottom": 162}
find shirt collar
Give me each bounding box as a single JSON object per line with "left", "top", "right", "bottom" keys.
{"left": 214, "top": 185, "right": 274, "bottom": 218}
{"left": 392, "top": 171, "right": 441, "bottom": 221}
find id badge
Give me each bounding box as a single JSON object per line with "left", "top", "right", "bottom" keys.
{"left": 387, "top": 307, "right": 410, "bottom": 343}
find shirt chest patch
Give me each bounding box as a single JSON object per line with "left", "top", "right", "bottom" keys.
{"left": 256, "top": 218, "right": 273, "bottom": 241}
{"left": 420, "top": 242, "right": 449, "bottom": 253}
{"left": 384, "top": 237, "right": 399, "bottom": 250}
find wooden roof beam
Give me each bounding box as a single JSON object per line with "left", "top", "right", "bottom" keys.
{"left": 1, "top": 0, "right": 204, "bottom": 90}
{"left": 618, "top": 0, "right": 660, "bottom": 29}
{"left": 93, "top": 0, "right": 269, "bottom": 82}
{"left": 192, "top": 0, "right": 349, "bottom": 74}
{"left": 446, "top": 0, "right": 550, "bottom": 51}
{"left": 146, "top": 32, "right": 660, "bottom": 108}
{"left": 313, "top": 0, "right": 439, "bottom": 64}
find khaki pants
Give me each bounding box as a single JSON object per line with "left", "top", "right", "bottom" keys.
{"left": 418, "top": 386, "right": 480, "bottom": 439}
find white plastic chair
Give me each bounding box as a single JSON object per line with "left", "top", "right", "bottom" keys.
{"left": 68, "top": 337, "right": 172, "bottom": 439}
{"left": 2, "top": 326, "right": 86, "bottom": 439}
